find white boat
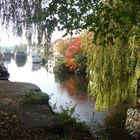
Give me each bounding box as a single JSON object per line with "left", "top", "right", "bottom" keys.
{"left": 28, "top": 53, "right": 42, "bottom": 63}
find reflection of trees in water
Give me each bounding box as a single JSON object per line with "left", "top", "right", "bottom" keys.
{"left": 4, "top": 57, "right": 11, "bottom": 64}
{"left": 4, "top": 58, "right": 11, "bottom": 65}
{"left": 3, "top": 53, "right": 12, "bottom": 64}
{"left": 66, "top": 78, "right": 77, "bottom": 96}
{"left": 54, "top": 74, "right": 88, "bottom": 100}
{"left": 55, "top": 73, "right": 137, "bottom": 110}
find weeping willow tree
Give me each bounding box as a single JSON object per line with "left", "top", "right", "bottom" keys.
{"left": 85, "top": 0, "right": 140, "bottom": 111}
{"left": 0, "top": 0, "right": 54, "bottom": 45}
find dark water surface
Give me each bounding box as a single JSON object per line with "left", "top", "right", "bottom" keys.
{"left": 4, "top": 58, "right": 131, "bottom": 139}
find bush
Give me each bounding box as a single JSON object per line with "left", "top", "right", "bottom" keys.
{"left": 57, "top": 105, "right": 90, "bottom": 131}
{"left": 53, "top": 60, "right": 68, "bottom": 74}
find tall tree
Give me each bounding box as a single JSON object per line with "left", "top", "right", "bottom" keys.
{"left": 85, "top": 0, "right": 140, "bottom": 110}
{"left": 65, "top": 37, "right": 81, "bottom": 58}
{"left": 65, "top": 36, "right": 87, "bottom": 73}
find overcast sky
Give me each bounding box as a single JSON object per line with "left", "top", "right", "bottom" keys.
{"left": 0, "top": 25, "right": 79, "bottom": 47}
{"left": 0, "top": 26, "right": 65, "bottom": 47}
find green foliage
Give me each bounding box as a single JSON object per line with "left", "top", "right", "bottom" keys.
{"left": 53, "top": 60, "right": 68, "bottom": 74}
{"left": 57, "top": 105, "right": 76, "bottom": 124}
{"left": 75, "top": 54, "right": 87, "bottom": 74}
{"left": 57, "top": 105, "right": 90, "bottom": 131}
{"left": 92, "top": 0, "right": 140, "bottom": 46}
{"left": 85, "top": 0, "right": 140, "bottom": 111}
{"left": 24, "top": 91, "right": 49, "bottom": 104}
{"left": 86, "top": 37, "right": 139, "bottom": 111}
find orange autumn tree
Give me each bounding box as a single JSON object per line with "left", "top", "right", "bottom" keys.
{"left": 65, "top": 36, "right": 82, "bottom": 72}
{"left": 53, "top": 35, "right": 88, "bottom": 74}
{"left": 65, "top": 37, "right": 81, "bottom": 58}
{"left": 66, "top": 59, "right": 78, "bottom": 71}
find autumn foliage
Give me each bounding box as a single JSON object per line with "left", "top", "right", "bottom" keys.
{"left": 54, "top": 34, "right": 90, "bottom": 74}
{"left": 65, "top": 78, "right": 77, "bottom": 96}
{"left": 65, "top": 37, "right": 81, "bottom": 58}
{"left": 65, "top": 37, "right": 82, "bottom": 72}
{"left": 66, "top": 59, "right": 78, "bottom": 71}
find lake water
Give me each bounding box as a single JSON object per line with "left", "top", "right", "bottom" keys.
{"left": 4, "top": 58, "right": 131, "bottom": 139}
{"left": 4, "top": 59, "right": 104, "bottom": 124}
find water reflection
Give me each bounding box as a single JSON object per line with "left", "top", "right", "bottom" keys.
{"left": 6, "top": 59, "right": 94, "bottom": 124}
{"left": 3, "top": 53, "right": 11, "bottom": 62}
{"left": 3, "top": 52, "right": 12, "bottom": 65}
{"left": 4, "top": 58, "right": 11, "bottom": 65}
{"left": 55, "top": 74, "right": 88, "bottom": 100}
{"left": 32, "top": 63, "right": 41, "bottom": 71}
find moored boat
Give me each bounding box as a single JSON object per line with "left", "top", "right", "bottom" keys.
{"left": 28, "top": 53, "right": 42, "bottom": 63}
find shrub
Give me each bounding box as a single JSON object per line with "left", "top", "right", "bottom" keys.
{"left": 56, "top": 105, "right": 90, "bottom": 131}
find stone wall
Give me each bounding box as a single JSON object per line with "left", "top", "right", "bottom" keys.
{"left": 125, "top": 107, "right": 140, "bottom": 138}
{"left": 125, "top": 79, "right": 140, "bottom": 138}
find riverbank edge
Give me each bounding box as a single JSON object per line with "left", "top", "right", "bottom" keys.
{"left": 0, "top": 80, "right": 94, "bottom": 139}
